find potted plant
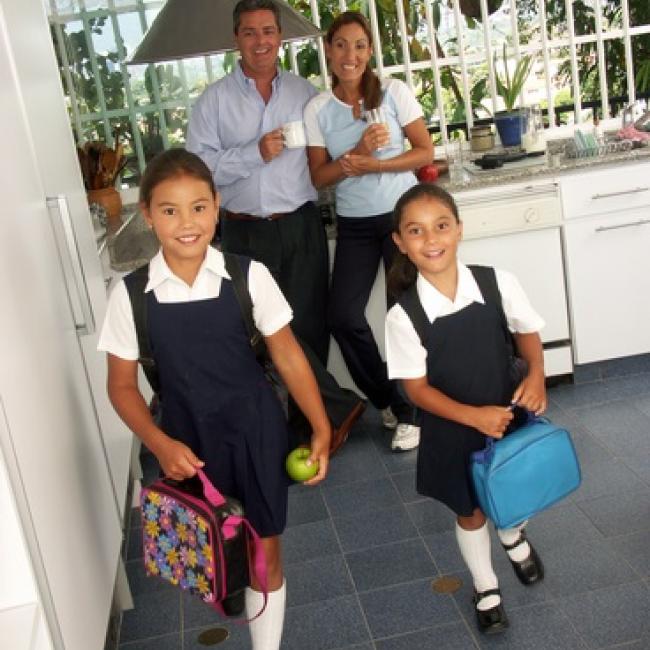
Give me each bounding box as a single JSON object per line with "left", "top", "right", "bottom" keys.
{"left": 493, "top": 44, "right": 534, "bottom": 147}
{"left": 77, "top": 135, "right": 126, "bottom": 227}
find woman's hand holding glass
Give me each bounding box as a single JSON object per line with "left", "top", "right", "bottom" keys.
{"left": 356, "top": 123, "right": 390, "bottom": 154}
{"left": 342, "top": 109, "right": 390, "bottom": 177}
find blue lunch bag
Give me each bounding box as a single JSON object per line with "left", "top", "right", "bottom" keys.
{"left": 470, "top": 415, "right": 581, "bottom": 529}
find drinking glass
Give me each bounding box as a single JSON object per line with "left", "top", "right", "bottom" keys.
{"left": 445, "top": 140, "right": 464, "bottom": 183}
{"left": 366, "top": 107, "right": 390, "bottom": 150}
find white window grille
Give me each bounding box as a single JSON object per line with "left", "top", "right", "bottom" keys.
{"left": 49, "top": 0, "right": 650, "bottom": 182}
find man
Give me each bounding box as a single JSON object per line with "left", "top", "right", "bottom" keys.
{"left": 187, "top": 0, "right": 364, "bottom": 456}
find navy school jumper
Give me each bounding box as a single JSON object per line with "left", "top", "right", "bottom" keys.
{"left": 401, "top": 269, "right": 525, "bottom": 517}
{"left": 145, "top": 259, "right": 289, "bottom": 537}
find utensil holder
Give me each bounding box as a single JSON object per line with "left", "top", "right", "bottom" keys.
{"left": 87, "top": 187, "right": 122, "bottom": 230}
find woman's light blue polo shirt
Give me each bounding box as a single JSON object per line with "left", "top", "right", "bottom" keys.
{"left": 304, "top": 78, "right": 423, "bottom": 218}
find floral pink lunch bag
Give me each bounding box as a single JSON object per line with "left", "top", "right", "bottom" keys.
{"left": 140, "top": 469, "right": 267, "bottom": 618}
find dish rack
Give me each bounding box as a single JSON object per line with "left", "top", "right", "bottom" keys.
{"left": 563, "top": 138, "right": 634, "bottom": 159}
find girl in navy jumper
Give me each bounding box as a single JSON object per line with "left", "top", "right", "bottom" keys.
{"left": 385, "top": 183, "right": 547, "bottom": 634}
{"left": 99, "top": 149, "right": 330, "bottom": 650}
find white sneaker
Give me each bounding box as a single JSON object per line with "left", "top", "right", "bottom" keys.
{"left": 391, "top": 424, "right": 420, "bottom": 451}
{"left": 381, "top": 407, "right": 398, "bottom": 430}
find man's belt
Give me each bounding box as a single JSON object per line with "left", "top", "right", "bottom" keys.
{"left": 222, "top": 209, "right": 289, "bottom": 222}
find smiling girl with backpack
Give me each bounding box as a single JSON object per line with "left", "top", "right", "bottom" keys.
{"left": 98, "top": 149, "right": 330, "bottom": 649}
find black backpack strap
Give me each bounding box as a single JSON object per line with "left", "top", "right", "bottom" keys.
{"left": 468, "top": 264, "right": 509, "bottom": 332}
{"left": 469, "top": 265, "right": 526, "bottom": 386}
{"left": 123, "top": 263, "right": 161, "bottom": 395}
{"left": 397, "top": 282, "right": 430, "bottom": 346}
{"left": 223, "top": 252, "right": 266, "bottom": 360}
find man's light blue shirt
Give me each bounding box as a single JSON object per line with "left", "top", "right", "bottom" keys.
{"left": 187, "top": 63, "right": 318, "bottom": 217}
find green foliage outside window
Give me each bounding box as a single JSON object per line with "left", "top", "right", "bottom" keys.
{"left": 51, "top": 0, "right": 650, "bottom": 185}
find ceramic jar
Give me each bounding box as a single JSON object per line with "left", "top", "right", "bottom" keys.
{"left": 470, "top": 125, "right": 495, "bottom": 152}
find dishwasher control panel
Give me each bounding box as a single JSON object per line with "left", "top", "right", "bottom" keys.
{"left": 455, "top": 182, "right": 561, "bottom": 239}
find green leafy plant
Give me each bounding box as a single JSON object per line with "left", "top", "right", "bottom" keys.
{"left": 494, "top": 43, "right": 534, "bottom": 112}
{"left": 636, "top": 59, "right": 650, "bottom": 93}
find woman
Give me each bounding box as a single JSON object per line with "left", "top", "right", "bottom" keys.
{"left": 304, "top": 10, "right": 433, "bottom": 451}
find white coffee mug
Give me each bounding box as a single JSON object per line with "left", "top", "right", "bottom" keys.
{"left": 282, "top": 121, "right": 307, "bottom": 148}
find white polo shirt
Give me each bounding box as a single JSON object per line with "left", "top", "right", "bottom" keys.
{"left": 98, "top": 246, "right": 293, "bottom": 361}
{"left": 304, "top": 77, "right": 423, "bottom": 217}
{"left": 385, "top": 262, "right": 545, "bottom": 379}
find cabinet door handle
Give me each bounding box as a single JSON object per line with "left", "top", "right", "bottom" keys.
{"left": 46, "top": 195, "right": 95, "bottom": 335}
{"left": 594, "top": 218, "right": 650, "bottom": 233}
{"left": 591, "top": 187, "right": 649, "bottom": 200}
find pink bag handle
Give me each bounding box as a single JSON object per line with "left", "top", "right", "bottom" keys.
{"left": 224, "top": 515, "right": 268, "bottom": 620}
{"left": 196, "top": 468, "right": 226, "bottom": 507}
{"left": 196, "top": 469, "right": 268, "bottom": 620}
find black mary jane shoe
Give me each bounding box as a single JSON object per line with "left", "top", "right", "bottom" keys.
{"left": 473, "top": 588, "right": 509, "bottom": 635}
{"left": 502, "top": 529, "right": 544, "bottom": 586}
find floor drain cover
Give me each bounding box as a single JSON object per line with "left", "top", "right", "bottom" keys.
{"left": 197, "top": 627, "right": 230, "bottom": 645}
{"left": 431, "top": 575, "right": 462, "bottom": 594}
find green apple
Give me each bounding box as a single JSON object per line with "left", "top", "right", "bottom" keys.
{"left": 285, "top": 447, "right": 319, "bottom": 482}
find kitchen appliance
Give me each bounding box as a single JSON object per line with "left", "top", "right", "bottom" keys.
{"left": 0, "top": 2, "right": 133, "bottom": 648}
{"left": 457, "top": 182, "right": 573, "bottom": 378}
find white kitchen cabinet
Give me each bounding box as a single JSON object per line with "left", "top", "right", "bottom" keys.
{"left": 560, "top": 161, "right": 650, "bottom": 220}
{"left": 563, "top": 207, "right": 650, "bottom": 363}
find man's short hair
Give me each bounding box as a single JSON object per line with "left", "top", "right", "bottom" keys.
{"left": 233, "top": 0, "right": 282, "bottom": 34}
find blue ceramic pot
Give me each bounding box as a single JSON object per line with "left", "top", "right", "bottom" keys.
{"left": 494, "top": 110, "right": 528, "bottom": 147}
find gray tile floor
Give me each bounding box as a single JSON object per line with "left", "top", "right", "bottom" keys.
{"left": 117, "top": 355, "right": 650, "bottom": 649}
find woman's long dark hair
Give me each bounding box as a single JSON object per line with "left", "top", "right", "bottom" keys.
{"left": 387, "top": 183, "right": 460, "bottom": 300}
{"left": 325, "top": 11, "right": 382, "bottom": 111}
{"left": 139, "top": 148, "right": 216, "bottom": 207}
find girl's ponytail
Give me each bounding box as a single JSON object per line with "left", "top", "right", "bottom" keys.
{"left": 387, "top": 251, "right": 418, "bottom": 300}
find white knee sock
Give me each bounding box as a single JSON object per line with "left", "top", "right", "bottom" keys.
{"left": 455, "top": 522, "right": 500, "bottom": 610}
{"left": 497, "top": 520, "right": 530, "bottom": 562}
{"left": 246, "top": 580, "right": 286, "bottom": 650}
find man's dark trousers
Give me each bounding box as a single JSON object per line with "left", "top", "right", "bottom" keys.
{"left": 220, "top": 201, "right": 362, "bottom": 436}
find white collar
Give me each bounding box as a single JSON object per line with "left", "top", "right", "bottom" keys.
{"left": 416, "top": 261, "right": 485, "bottom": 322}
{"left": 145, "top": 246, "right": 230, "bottom": 292}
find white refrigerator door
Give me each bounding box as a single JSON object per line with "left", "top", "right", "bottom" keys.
{"left": 2, "top": 0, "right": 133, "bottom": 518}
{"left": 0, "top": 7, "right": 122, "bottom": 650}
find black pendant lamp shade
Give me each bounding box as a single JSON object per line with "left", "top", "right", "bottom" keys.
{"left": 129, "top": 0, "right": 321, "bottom": 64}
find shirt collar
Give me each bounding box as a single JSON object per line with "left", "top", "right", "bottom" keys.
{"left": 145, "top": 246, "right": 230, "bottom": 292}
{"left": 416, "top": 261, "right": 484, "bottom": 321}
{"left": 235, "top": 60, "right": 282, "bottom": 92}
